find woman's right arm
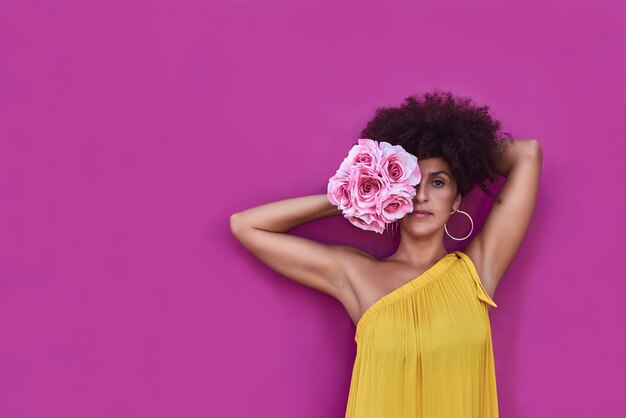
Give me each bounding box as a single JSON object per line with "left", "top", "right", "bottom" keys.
{"left": 229, "top": 194, "right": 363, "bottom": 303}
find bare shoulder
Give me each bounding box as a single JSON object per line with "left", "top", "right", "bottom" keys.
{"left": 330, "top": 245, "right": 377, "bottom": 324}
{"left": 334, "top": 245, "right": 377, "bottom": 261}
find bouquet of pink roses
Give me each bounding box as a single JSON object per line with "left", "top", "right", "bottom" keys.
{"left": 327, "top": 138, "right": 422, "bottom": 234}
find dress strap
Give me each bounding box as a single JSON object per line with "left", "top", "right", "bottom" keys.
{"left": 453, "top": 251, "right": 498, "bottom": 308}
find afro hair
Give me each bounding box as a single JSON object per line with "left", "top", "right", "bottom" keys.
{"left": 359, "top": 88, "right": 512, "bottom": 203}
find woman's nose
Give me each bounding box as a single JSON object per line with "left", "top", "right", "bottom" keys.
{"left": 414, "top": 183, "right": 428, "bottom": 202}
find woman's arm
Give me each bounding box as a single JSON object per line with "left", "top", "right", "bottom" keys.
{"left": 230, "top": 195, "right": 359, "bottom": 303}
{"left": 465, "top": 138, "right": 543, "bottom": 299}
{"left": 230, "top": 194, "right": 342, "bottom": 233}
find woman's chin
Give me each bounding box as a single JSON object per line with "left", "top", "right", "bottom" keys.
{"left": 401, "top": 221, "right": 441, "bottom": 236}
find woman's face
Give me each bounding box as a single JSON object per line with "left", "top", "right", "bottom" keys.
{"left": 399, "top": 157, "right": 461, "bottom": 236}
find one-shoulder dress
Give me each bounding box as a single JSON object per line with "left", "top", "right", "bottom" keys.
{"left": 344, "top": 251, "right": 499, "bottom": 418}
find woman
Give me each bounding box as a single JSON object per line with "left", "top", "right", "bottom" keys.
{"left": 230, "top": 90, "right": 542, "bottom": 417}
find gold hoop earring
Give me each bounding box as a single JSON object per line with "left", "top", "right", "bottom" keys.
{"left": 444, "top": 209, "right": 474, "bottom": 241}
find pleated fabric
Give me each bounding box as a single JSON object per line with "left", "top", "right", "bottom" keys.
{"left": 344, "top": 251, "right": 499, "bottom": 418}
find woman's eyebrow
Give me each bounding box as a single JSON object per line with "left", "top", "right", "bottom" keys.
{"left": 428, "top": 171, "right": 452, "bottom": 178}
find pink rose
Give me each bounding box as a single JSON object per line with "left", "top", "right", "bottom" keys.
{"left": 379, "top": 141, "right": 421, "bottom": 185}
{"left": 377, "top": 185, "right": 416, "bottom": 223}
{"left": 327, "top": 169, "right": 352, "bottom": 211}
{"left": 327, "top": 138, "right": 422, "bottom": 234}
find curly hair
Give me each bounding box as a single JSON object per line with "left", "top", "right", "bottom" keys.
{"left": 359, "top": 89, "right": 512, "bottom": 203}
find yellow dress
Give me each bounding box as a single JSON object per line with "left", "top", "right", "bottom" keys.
{"left": 344, "top": 251, "right": 499, "bottom": 418}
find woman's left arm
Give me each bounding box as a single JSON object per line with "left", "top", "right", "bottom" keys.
{"left": 465, "top": 138, "right": 543, "bottom": 298}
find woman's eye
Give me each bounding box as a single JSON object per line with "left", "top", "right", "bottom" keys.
{"left": 432, "top": 180, "right": 445, "bottom": 187}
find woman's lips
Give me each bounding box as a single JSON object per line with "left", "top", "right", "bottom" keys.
{"left": 412, "top": 210, "right": 433, "bottom": 217}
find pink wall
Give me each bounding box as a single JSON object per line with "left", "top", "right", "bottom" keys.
{"left": 1, "top": 0, "right": 625, "bottom": 417}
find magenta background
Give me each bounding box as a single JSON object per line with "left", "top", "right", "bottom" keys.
{"left": 1, "top": 0, "right": 625, "bottom": 417}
